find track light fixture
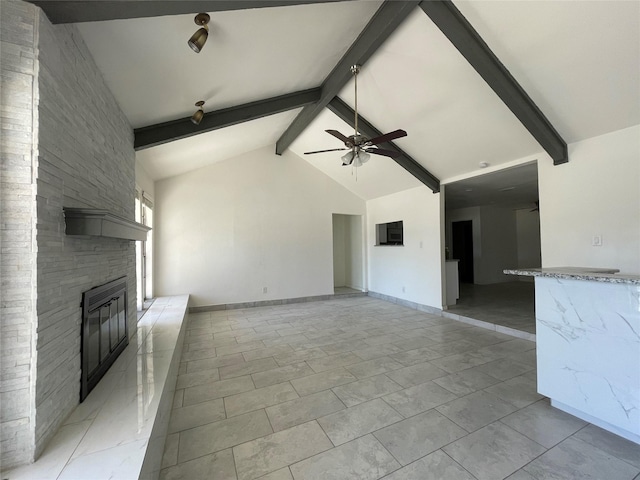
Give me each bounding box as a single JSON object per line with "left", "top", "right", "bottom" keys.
{"left": 188, "top": 13, "right": 210, "bottom": 53}
{"left": 191, "top": 101, "right": 205, "bottom": 125}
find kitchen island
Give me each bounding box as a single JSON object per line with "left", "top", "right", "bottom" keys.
{"left": 505, "top": 267, "right": 640, "bottom": 444}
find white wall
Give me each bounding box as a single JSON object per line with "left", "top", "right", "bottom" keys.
{"left": 367, "top": 186, "right": 443, "bottom": 308}
{"left": 332, "top": 214, "right": 365, "bottom": 290}
{"left": 516, "top": 208, "right": 542, "bottom": 269}
{"left": 332, "top": 215, "right": 347, "bottom": 287}
{"left": 154, "top": 146, "right": 365, "bottom": 306}
{"left": 135, "top": 160, "right": 155, "bottom": 199}
{"left": 479, "top": 206, "right": 519, "bottom": 283}
{"left": 347, "top": 215, "right": 364, "bottom": 290}
{"left": 539, "top": 125, "right": 640, "bottom": 274}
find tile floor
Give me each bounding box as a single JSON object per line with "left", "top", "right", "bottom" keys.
{"left": 160, "top": 296, "right": 639, "bottom": 480}
{"left": 448, "top": 282, "right": 536, "bottom": 334}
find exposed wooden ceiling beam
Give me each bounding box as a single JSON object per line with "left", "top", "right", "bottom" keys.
{"left": 420, "top": 0, "right": 568, "bottom": 165}
{"left": 134, "top": 88, "right": 321, "bottom": 150}
{"left": 275, "top": 1, "right": 420, "bottom": 155}
{"left": 328, "top": 97, "right": 440, "bottom": 193}
{"left": 27, "top": 0, "right": 357, "bottom": 24}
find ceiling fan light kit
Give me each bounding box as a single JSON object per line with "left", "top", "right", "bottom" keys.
{"left": 304, "top": 64, "right": 407, "bottom": 168}
{"left": 188, "top": 13, "right": 210, "bottom": 53}
{"left": 191, "top": 100, "right": 205, "bottom": 125}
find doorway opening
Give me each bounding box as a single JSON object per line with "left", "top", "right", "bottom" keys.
{"left": 135, "top": 187, "right": 154, "bottom": 318}
{"left": 443, "top": 162, "right": 541, "bottom": 334}
{"left": 452, "top": 220, "right": 474, "bottom": 283}
{"left": 332, "top": 214, "right": 365, "bottom": 295}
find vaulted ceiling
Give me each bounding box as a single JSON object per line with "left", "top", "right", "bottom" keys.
{"left": 32, "top": 1, "right": 640, "bottom": 201}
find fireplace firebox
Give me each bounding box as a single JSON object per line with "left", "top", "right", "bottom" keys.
{"left": 81, "top": 277, "right": 129, "bottom": 401}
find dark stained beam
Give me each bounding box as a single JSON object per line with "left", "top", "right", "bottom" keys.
{"left": 420, "top": 0, "right": 568, "bottom": 165}
{"left": 275, "top": 0, "right": 420, "bottom": 155}
{"left": 134, "top": 88, "right": 321, "bottom": 150}
{"left": 27, "top": 1, "right": 357, "bottom": 24}
{"left": 328, "top": 97, "right": 440, "bottom": 193}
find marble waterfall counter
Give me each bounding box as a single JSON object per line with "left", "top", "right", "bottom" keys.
{"left": 505, "top": 267, "right": 640, "bottom": 444}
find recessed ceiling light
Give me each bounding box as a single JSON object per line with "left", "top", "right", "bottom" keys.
{"left": 499, "top": 186, "right": 515, "bottom": 191}
{"left": 465, "top": 188, "right": 473, "bottom": 192}
{"left": 479, "top": 161, "right": 489, "bottom": 168}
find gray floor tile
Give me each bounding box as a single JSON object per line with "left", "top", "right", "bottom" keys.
{"left": 290, "top": 368, "right": 357, "bottom": 396}
{"left": 473, "top": 358, "right": 534, "bottom": 381}
{"left": 383, "top": 450, "right": 476, "bottom": 480}
{"left": 289, "top": 434, "right": 400, "bottom": 480}
{"left": 573, "top": 424, "right": 640, "bottom": 469}
{"left": 382, "top": 381, "right": 458, "bottom": 418}
{"left": 273, "top": 348, "right": 327, "bottom": 366}
{"left": 264, "top": 334, "right": 309, "bottom": 347}
{"left": 523, "top": 436, "right": 640, "bottom": 479}
{"left": 443, "top": 422, "right": 546, "bottom": 480}
{"left": 428, "top": 340, "right": 479, "bottom": 355}
{"left": 345, "top": 356, "right": 404, "bottom": 379}
{"left": 500, "top": 399, "right": 589, "bottom": 448}
{"left": 252, "top": 362, "right": 316, "bottom": 388}
{"left": 436, "top": 390, "right": 519, "bottom": 432}
{"left": 353, "top": 344, "right": 405, "bottom": 361}
{"left": 385, "top": 362, "right": 447, "bottom": 388}
{"left": 483, "top": 374, "right": 543, "bottom": 409}
{"left": 183, "top": 375, "right": 254, "bottom": 406}
{"left": 306, "top": 352, "right": 362, "bottom": 373}
{"left": 178, "top": 410, "right": 272, "bottom": 462}
{"left": 505, "top": 470, "right": 537, "bottom": 480}
{"left": 332, "top": 374, "right": 403, "bottom": 407}
{"left": 374, "top": 410, "right": 467, "bottom": 465}
{"left": 265, "top": 390, "right": 345, "bottom": 432}
{"left": 242, "top": 345, "right": 294, "bottom": 362}
{"left": 432, "top": 369, "right": 500, "bottom": 396}
{"left": 168, "top": 398, "right": 226, "bottom": 433}
{"left": 216, "top": 340, "right": 266, "bottom": 357}
{"left": 321, "top": 339, "right": 371, "bottom": 356}
{"left": 430, "top": 352, "right": 492, "bottom": 374}
{"left": 186, "top": 353, "right": 245, "bottom": 373}
{"left": 176, "top": 368, "right": 220, "bottom": 390}
{"left": 317, "top": 398, "right": 403, "bottom": 446}
{"left": 364, "top": 333, "right": 406, "bottom": 346}
{"left": 161, "top": 433, "right": 179, "bottom": 469}
{"left": 219, "top": 358, "right": 279, "bottom": 379}
{"left": 256, "top": 468, "right": 293, "bottom": 480}
{"left": 225, "top": 382, "right": 299, "bottom": 418}
{"left": 388, "top": 346, "right": 443, "bottom": 366}
{"left": 160, "top": 448, "right": 237, "bottom": 480}
{"left": 233, "top": 421, "right": 333, "bottom": 480}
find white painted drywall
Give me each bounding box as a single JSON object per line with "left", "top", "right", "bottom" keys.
{"left": 332, "top": 215, "right": 347, "bottom": 287}
{"left": 367, "top": 186, "right": 442, "bottom": 308}
{"left": 347, "top": 215, "right": 364, "bottom": 290}
{"left": 516, "top": 208, "right": 542, "bottom": 269}
{"left": 479, "top": 206, "right": 518, "bottom": 283}
{"left": 154, "top": 146, "right": 365, "bottom": 306}
{"left": 332, "top": 214, "right": 364, "bottom": 290}
{"left": 539, "top": 125, "right": 640, "bottom": 275}
{"left": 135, "top": 160, "right": 155, "bottom": 199}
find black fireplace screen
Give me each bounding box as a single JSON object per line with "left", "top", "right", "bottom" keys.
{"left": 81, "top": 277, "right": 129, "bottom": 401}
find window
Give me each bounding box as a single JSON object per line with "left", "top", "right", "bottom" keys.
{"left": 376, "top": 220, "right": 404, "bottom": 246}
{"left": 135, "top": 187, "right": 153, "bottom": 313}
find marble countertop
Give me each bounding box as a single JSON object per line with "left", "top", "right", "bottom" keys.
{"left": 504, "top": 267, "right": 640, "bottom": 285}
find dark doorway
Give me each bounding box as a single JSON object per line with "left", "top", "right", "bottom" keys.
{"left": 452, "top": 220, "right": 474, "bottom": 283}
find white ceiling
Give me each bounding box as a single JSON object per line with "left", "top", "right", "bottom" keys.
{"left": 75, "top": 1, "right": 640, "bottom": 198}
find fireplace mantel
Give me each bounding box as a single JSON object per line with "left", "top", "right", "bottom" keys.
{"left": 63, "top": 207, "right": 150, "bottom": 241}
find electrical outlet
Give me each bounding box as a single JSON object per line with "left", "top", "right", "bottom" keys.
{"left": 592, "top": 235, "right": 602, "bottom": 247}
{"left": 262, "top": 287, "right": 268, "bottom": 293}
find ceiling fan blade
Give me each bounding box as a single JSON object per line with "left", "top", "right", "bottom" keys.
{"left": 365, "top": 147, "right": 401, "bottom": 158}
{"left": 304, "top": 148, "right": 349, "bottom": 155}
{"left": 367, "top": 129, "right": 407, "bottom": 145}
{"left": 325, "top": 129, "right": 352, "bottom": 145}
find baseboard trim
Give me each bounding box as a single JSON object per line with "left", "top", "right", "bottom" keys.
{"left": 189, "top": 291, "right": 367, "bottom": 313}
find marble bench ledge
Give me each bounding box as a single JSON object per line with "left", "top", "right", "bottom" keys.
{"left": 504, "top": 267, "right": 640, "bottom": 285}
{"left": 4, "top": 295, "right": 190, "bottom": 480}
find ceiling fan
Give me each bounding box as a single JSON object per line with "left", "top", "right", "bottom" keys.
{"left": 304, "top": 65, "right": 407, "bottom": 167}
